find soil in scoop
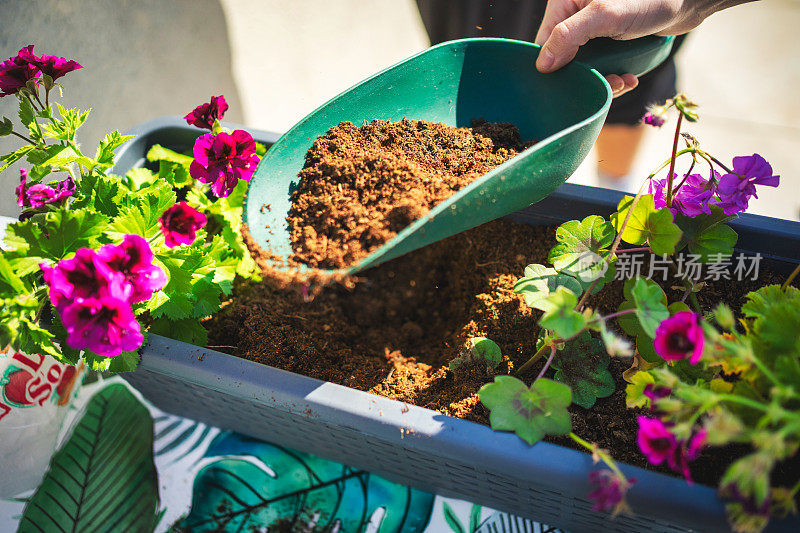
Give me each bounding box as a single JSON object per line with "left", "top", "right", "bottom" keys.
{"left": 287, "top": 118, "right": 530, "bottom": 269}
{"left": 209, "top": 218, "right": 799, "bottom": 487}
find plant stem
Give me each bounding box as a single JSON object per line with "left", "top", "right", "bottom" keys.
{"left": 615, "top": 246, "right": 651, "bottom": 254}
{"left": 10, "top": 130, "right": 35, "bottom": 145}
{"left": 665, "top": 113, "right": 684, "bottom": 208}
{"left": 782, "top": 263, "right": 800, "bottom": 291}
{"left": 535, "top": 345, "right": 557, "bottom": 381}
{"left": 515, "top": 342, "right": 550, "bottom": 376}
{"left": 705, "top": 153, "right": 733, "bottom": 174}
{"left": 45, "top": 87, "right": 50, "bottom": 109}
{"left": 673, "top": 155, "right": 697, "bottom": 193}
{"left": 591, "top": 308, "right": 637, "bottom": 323}
{"left": 33, "top": 92, "right": 45, "bottom": 110}
{"left": 23, "top": 92, "right": 40, "bottom": 112}
{"left": 569, "top": 432, "right": 625, "bottom": 479}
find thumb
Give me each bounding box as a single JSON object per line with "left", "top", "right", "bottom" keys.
{"left": 536, "top": 2, "right": 615, "bottom": 73}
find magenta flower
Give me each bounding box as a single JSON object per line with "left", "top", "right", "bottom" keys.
{"left": 61, "top": 296, "right": 143, "bottom": 357}
{"left": 716, "top": 154, "right": 780, "bottom": 215}
{"left": 588, "top": 470, "right": 635, "bottom": 514}
{"left": 184, "top": 95, "right": 229, "bottom": 130}
{"left": 16, "top": 170, "right": 76, "bottom": 209}
{"left": 643, "top": 111, "right": 665, "bottom": 127}
{"left": 40, "top": 248, "right": 131, "bottom": 311}
{"left": 0, "top": 45, "right": 40, "bottom": 97}
{"left": 97, "top": 234, "right": 167, "bottom": 303}
{"left": 669, "top": 429, "right": 707, "bottom": 483}
{"left": 636, "top": 416, "right": 677, "bottom": 466}
{"left": 32, "top": 52, "right": 82, "bottom": 82}
{"left": 159, "top": 202, "right": 207, "bottom": 248}
{"left": 189, "top": 130, "right": 260, "bottom": 197}
{"left": 650, "top": 173, "right": 715, "bottom": 218}
{"left": 653, "top": 311, "right": 704, "bottom": 364}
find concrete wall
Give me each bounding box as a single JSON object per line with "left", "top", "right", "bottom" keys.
{"left": 0, "top": 0, "right": 244, "bottom": 217}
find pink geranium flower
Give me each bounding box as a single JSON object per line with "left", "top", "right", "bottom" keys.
{"left": 189, "top": 130, "right": 260, "bottom": 197}
{"left": 32, "top": 52, "right": 82, "bottom": 82}
{"left": 16, "top": 169, "right": 76, "bottom": 209}
{"left": 588, "top": 470, "right": 636, "bottom": 514}
{"left": 61, "top": 296, "right": 143, "bottom": 357}
{"left": 650, "top": 172, "right": 715, "bottom": 218}
{"left": 97, "top": 234, "right": 167, "bottom": 303}
{"left": 0, "top": 45, "right": 40, "bottom": 97}
{"left": 669, "top": 429, "right": 707, "bottom": 484}
{"left": 40, "top": 248, "right": 131, "bottom": 311}
{"left": 159, "top": 202, "right": 207, "bottom": 248}
{"left": 716, "top": 154, "right": 780, "bottom": 215}
{"left": 636, "top": 416, "right": 677, "bottom": 466}
{"left": 653, "top": 311, "right": 704, "bottom": 364}
{"left": 184, "top": 95, "right": 228, "bottom": 130}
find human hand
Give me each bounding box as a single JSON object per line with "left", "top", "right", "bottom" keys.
{"left": 534, "top": 0, "right": 745, "bottom": 97}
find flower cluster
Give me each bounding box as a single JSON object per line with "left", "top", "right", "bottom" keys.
{"left": 650, "top": 154, "right": 779, "bottom": 217}
{"left": 159, "top": 202, "right": 207, "bottom": 248}
{"left": 184, "top": 95, "right": 228, "bottom": 130}
{"left": 41, "top": 235, "right": 166, "bottom": 357}
{"left": 0, "top": 45, "right": 81, "bottom": 96}
{"left": 637, "top": 416, "right": 707, "bottom": 483}
{"left": 16, "top": 169, "right": 75, "bottom": 211}
{"left": 189, "top": 129, "right": 259, "bottom": 197}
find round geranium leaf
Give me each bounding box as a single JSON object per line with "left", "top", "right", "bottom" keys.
{"left": 513, "top": 264, "right": 583, "bottom": 311}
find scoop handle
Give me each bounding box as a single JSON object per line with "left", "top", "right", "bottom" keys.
{"left": 573, "top": 35, "right": 675, "bottom": 77}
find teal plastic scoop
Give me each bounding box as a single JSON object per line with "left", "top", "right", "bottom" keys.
{"left": 244, "top": 36, "right": 674, "bottom": 275}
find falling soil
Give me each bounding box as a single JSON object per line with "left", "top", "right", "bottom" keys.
{"left": 211, "top": 217, "right": 799, "bottom": 488}
{"left": 286, "top": 118, "right": 530, "bottom": 269}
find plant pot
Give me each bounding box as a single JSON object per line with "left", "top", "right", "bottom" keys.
{"left": 117, "top": 117, "right": 800, "bottom": 533}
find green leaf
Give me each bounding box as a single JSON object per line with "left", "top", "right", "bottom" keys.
{"left": 148, "top": 243, "right": 224, "bottom": 320}
{"left": 124, "top": 167, "right": 156, "bottom": 190}
{"left": 177, "top": 433, "right": 434, "bottom": 531}
{"left": 18, "top": 384, "right": 159, "bottom": 533}
{"left": 450, "top": 337, "right": 502, "bottom": 370}
{"left": 675, "top": 205, "right": 736, "bottom": 253}
{"left": 742, "top": 285, "right": 800, "bottom": 364}
{"left": 95, "top": 131, "right": 134, "bottom": 168}
{"left": 0, "top": 251, "right": 27, "bottom": 293}
{"left": 0, "top": 144, "right": 34, "bottom": 172}
{"left": 0, "top": 116, "right": 13, "bottom": 136}
{"left": 513, "top": 264, "right": 583, "bottom": 311}
{"left": 548, "top": 215, "right": 615, "bottom": 283}
{"left": 107, "top": 347, "right": 143, "bottom": 373}
{"left": 6, "top": 209, "right": 107, "bottom": 262}
{"left": 72, "top": 172, "right": 121, "bottom": 217}
{"left": 689, "top": 223, "right": 737, "bottom": 262}
{"left": 611, "top": 195, "right": 682, "bottom": 255}
{"left": 625, "top": 371, "right": 655, "bottom": 408}
{"left": 147, "top": 144, "right": 193, "bottom": 166}
{"left": 552, "top": 332, "right": 615, "bottom": 408}
{"left": 468, "top": 504, "right": 482, "bottom": 532}
{"left": 539, "top": 286, "right": 586, "bottom": 339}
{"left": 479, "top": 376, "right": 572, "bottom": 445}
{"left": 443, "top": 501, "right": 465, "bottom": 533}
{"left": 18, "top": 94, "right": 36, "bottom": 131}
{"left": 150, "top": 317, "right": 209, "bottom": 345}
{"left": 630, "top": 277, "right": 670, "bottom": 338}
{"left": 106, "top": 180, "right": 176, "bottom": 240}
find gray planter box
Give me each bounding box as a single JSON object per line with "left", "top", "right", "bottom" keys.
{"left": 118, "top": 117, "right": 800, "bottom": 533}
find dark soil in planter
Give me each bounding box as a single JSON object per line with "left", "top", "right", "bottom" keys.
{"left": 287, "top": 118, "right": 531, "bottom": 269}
{"left": 211, "top": 217, "right": 798, "bottom": 488}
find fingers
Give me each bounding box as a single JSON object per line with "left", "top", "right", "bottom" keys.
{"left": 606, "top": 73, "right": 639, "bottom": 98}
{"left": 536, "top": 0, "right": 620, "bottom": 73}
{"left": 535, "top": 0, "right": 580, "bottom": 46}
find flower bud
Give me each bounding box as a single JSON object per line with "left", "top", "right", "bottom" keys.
{"left": 714, "top": 304, "right": 735, "bottom": 331}
{"left": 703, "top": 408, "right": 743, "bottom": 445}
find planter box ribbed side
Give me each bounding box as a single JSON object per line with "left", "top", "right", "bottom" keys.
{"left": 118, "top": 117, "right": 800, "bottom": 533}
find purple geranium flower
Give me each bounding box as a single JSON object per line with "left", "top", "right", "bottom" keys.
{"left": 16, "top": 169, "right": 76, "bottom": 209}
{"left": 159, "top": 202, "right": 207, "bottom": 248}
{"left": 588, "top": 470, "right": 635, "bottom": 514}
{"left": 643, "top": 111, "right": 665, "bottom": 127}
{"left": 716, "top": 154, "right": 780, "bottom": 215}
{"left": 61, "top": 296, "right": 143, "bottom": 357}
{"left": 650, "top": 172, "right": 715, "bottom": 218}
{"left": 184, "top": 95, "right": 229, "bottom": 130}
{"left": 668, "top": 429, "right": 707, "bottom": 484}
{"left": 40, "top": 248, "right": 131, "bottom": 311}
{"left": 653, "top": 311, "right": 704, "bottom": 364}
{"left": 189, "top": 130, "right": 260, "bottom": 197}
{"left": 32, "top": 52, "right": 82, "bottom": 82}
{"left": 97, "top": 234, "right": 167, "bottom": 303}
{"left": 637, "top": 416, "right": 677, "bottom": 466}
{"left": 0, "top": 45, "right": 40, "bottom": 97}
